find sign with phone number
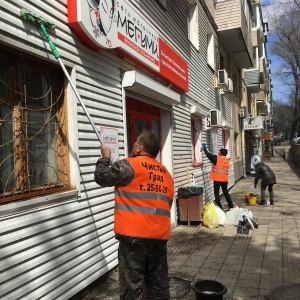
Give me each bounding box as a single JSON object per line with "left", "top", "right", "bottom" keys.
{"left": 100, "top": 126, "right": 119, "bottom": 161}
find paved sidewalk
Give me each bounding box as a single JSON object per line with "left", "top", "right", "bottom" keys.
{"left": 71, "top": 148, "right": 300, "bottom": 300}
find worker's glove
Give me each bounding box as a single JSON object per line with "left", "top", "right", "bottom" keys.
{"left": 254, "top": 184, "right": 257, "bottom": 189}
{"left": 202, "top": 143, "right": 207, "bottom": 150}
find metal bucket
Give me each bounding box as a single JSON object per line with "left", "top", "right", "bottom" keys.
{"left": 192, "top": 280, "right": 227, "bottom": 300}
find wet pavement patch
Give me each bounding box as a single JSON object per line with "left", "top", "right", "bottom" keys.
{"left": 169, "top": 277, "right": 191, "bottom": 299}
{"left": 279, "top": 212, "right": 293, "bottom": 216}
{"left": 265, "top": 284, "right": 300, "bottom": 300}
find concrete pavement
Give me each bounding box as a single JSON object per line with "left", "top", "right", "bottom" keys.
{"left": 71, "top": 146, "right": 300, "bottom": 300}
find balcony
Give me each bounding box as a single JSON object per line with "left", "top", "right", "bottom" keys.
{"left": 255, "top": 91, "right": 266, "bottom": 102}
{"left": 215, "top": 0, "right": 253, "bottom": 68}
{"left": 244, "top": 68, "right": 260, "bottom": 93}
{"left": 256, "top": 100, "right": 268, "bottom": 116}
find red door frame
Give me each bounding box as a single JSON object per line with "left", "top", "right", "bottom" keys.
{"left": 126, "top": 97, "right": 161, "bottom": 153}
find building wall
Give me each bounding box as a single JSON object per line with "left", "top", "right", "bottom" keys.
{"left": 0, "top": 0, "right": 237, "bottom": 299}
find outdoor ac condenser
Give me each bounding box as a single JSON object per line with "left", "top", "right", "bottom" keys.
{"left": 223, "top": 78, "right": 233, "bottom": 93}
{"left": 218, "top": 69, "right": 228, "bottom": 86}
{"left": 239, "top": 106, "right": 247, "bottom": 118}
{"left": 210, "top": 109, "right": 222, "bottom": 126}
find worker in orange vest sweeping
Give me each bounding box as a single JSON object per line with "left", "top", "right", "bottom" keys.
{"left": 95, "top": 131, "right": 174, "bottom": 300}
{"left": 202, "top": 143, "right": 234, "bottom": 211}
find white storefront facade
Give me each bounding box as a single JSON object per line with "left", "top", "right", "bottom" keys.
{"left": 0, "top": 1, "right": 235, "bottom": 299}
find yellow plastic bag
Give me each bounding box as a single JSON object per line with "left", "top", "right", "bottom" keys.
{"left": 202, "top": 202, "right": 218, "bottom": 229}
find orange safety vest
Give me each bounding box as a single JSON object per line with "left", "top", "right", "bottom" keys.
{"left": 114, "top": 156, "right": 174, "bottom": 241}
{"left": 210, "top": 154, "right": 230, "bottom": 182}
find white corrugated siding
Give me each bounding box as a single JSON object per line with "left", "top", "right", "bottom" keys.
{"left": 158, "top": 0, "right": 235, "bottom": 194}
{"left": 0, "top": 0, "right": 123, "bottom": 299}
{"left": 0, "top": 0, "right": 236, "bottom": 299}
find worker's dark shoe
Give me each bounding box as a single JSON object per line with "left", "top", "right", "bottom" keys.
{"left": 258, "top": 200, "right": 266, "bottom": 205}
{"left": 270, "top": 201, "right": 274, "bottom": 205}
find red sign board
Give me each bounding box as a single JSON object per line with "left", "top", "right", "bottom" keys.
{"left": 159, "top": 38, "right": 188, "bottom": 92}
{"left": 68, "top": 0, "right": 188, "bottom": 92}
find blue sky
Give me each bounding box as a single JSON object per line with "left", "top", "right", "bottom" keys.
{"left": 261, "top": 0, "right": 290, "bottom": 103}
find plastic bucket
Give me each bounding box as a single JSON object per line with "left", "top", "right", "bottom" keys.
{"left": 248, "top": 194, "right": 257, "bottom": 205}
{"left": 192, "top": 280, "right": 227, "bottom": 300}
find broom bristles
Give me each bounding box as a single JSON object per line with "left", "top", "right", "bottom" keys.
{"left": 20, "top": 8, "right": 55, "bottom": 29}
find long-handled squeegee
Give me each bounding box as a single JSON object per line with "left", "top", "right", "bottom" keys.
{"left": 20, "top": 8, "right": 114, "bottom": 164}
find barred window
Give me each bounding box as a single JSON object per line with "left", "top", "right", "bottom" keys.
{"left": 0, "top": 46, "right": 70, "bottom": 204}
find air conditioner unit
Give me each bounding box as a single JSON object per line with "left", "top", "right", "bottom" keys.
{"left": 239, "top": 106, "right": 247, "bottom": 118}
{"left": 223, "top": 78, "right": 233, "bottom": 93}
{"left": 210, "top": 109, "right": 222, "bottom": 126}
{"left": 218, "top": 69, "right": 228, "bottom": 86}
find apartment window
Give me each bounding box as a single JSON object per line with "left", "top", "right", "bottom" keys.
{"left": 0, "top": 46, "right": 69, "bottom": 203}
{"left": 191, "top": 118, "right": 202, "bottom": 166}
{"left": 207, "top": 27, "right": 215, "bottom": 69}
{"left": 187, "top": 0, "right": 199, "bottom": 50}
{"left": 253, "top": 47, "right": 257, "bottom": 68}
{"left": 222, "top": 128, "right": 230, "bottom": 158}
{"left": 220, "top": 55, "right": 224, "bottom": 70}
{"left": 251, "top": 7, "right": 258, "bottom": 28}
{"left": 233, "top": 73, "right": 238, "bottom": 97}
{"left": 234, "top": 133, "right": 239, "bottom": 158}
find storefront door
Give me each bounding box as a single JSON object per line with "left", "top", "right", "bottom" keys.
{"left": 126, "top": 97, "right": 161, "bottom": 160}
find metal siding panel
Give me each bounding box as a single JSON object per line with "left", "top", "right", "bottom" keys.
{"left": 0, "top": 200, "right": 117, "bottom": 299}
{"left": 0, "top": 1, "right": 121, "bottom": 299}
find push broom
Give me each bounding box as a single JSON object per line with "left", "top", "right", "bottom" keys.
{"left": 20, "top": 8, "right": 114, "bottom": 163}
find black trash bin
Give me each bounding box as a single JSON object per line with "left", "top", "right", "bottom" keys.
{"left": 177, "top": 186, "right": 203, "bottom": 199}
{"left": 192, "top": 280, "right": 227, "bottom": 300}
{"left": 177, "top": 186, "right": 203, "bottom": 225}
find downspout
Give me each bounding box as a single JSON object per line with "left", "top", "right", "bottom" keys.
{"left": 121, "top": 71, "right": 128, "bottom": 158}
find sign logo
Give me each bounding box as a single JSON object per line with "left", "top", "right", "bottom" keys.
{"left": 68, "top": 0, "right": 188, "bottom": 91}
{"left": 243, "top": 116, "right": 267, "bottom": 132}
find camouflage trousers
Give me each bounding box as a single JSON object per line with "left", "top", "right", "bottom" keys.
{"left": 118, "top": 237, "right": 170, "bottom": 300}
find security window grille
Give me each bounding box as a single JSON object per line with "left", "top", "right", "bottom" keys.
{"left": 0, "top": 46, "right": 70, "bottom": 203}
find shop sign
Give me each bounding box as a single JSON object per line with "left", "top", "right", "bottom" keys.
{"left": 243, "top": 116, "right": 267, "bottom": 132}
{"left": 68, "top": 0, "right": 188, "bottom": 92}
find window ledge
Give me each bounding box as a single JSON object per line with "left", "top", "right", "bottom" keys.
{"left": 0, "top": 190, "right": 79, "bottom": 218}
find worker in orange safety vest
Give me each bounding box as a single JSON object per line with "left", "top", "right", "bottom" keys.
{"left": 95, "top": 131, "right": 174, "bottom": 300}
{"left": 202, "top": 143, "right": 234, "bottom": 211}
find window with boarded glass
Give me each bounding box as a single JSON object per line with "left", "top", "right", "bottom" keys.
{"left": 0, "top": 46, "right": 70, "bottom": 204}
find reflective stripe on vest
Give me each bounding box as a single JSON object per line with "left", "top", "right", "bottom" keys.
{"left": 115, "top": 203, "right": 170, "bottom": 217}
{"left": 114, "top": 156, "right": 174, "bottom": 240}
{"left": 210, "top": 154, "right": 230, "bottom": 182}
{"left": 115, "top": 190, "right": 173, "bottom": 207}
